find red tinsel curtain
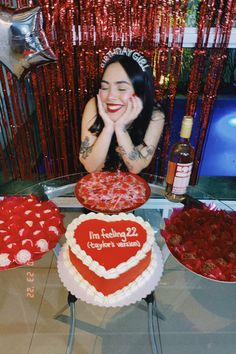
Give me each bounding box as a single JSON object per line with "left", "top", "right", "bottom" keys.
{"left": 0, "top": 0, "right": 189, "bottom": 180}
{"left": 185, "top": 0, "right": 236, "bottom": 184}
{"left": 154, "top": 0, "right": 188, "bottom": 175}
{"left": 0, "top": 0, "right": 235, "bottom": 182}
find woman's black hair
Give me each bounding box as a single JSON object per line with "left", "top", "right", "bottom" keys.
{"left": 89, "top": 53, "right": 163, "bottom": 170}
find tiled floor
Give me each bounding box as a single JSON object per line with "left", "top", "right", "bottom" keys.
{"left": 1, "top": 209, "right": 236, "bottom": 354}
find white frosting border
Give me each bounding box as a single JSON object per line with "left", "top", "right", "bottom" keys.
{"left": 59, "top": 243, "right": 162, "bottom": 307}
{"left": 65, "top": 212, "right": 155, "bottom": 279}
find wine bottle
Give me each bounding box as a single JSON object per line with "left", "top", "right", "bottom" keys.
{"left": 165, "top": 115, "right": 194, "bottom": 202}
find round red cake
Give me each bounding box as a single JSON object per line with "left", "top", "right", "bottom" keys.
{"left": 74, "top": 171, "right": 150, "bottom": 213}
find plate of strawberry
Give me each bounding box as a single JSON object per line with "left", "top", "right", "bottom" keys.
{"left": 161, "top": 206, "right": 236, "bottom": 282}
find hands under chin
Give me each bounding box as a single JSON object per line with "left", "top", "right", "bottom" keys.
{"left": 114, "top": 96, "right": 143, "bottom": 131}
{"left": 97, "top": 94, "right": 114, "bottom": 131}
{"left": 97, "top": 93, "right": 143, "bottom": 133}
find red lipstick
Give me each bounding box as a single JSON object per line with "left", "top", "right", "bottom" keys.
{"left": 107, "top": 104, "right": 123, "bottom": 113}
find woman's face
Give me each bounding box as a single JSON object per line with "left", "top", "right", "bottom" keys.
{"left": 99, "top": 62, "right": 135, "bottom": 121}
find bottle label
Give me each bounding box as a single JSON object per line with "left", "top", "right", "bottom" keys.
{"left": 172, "top": 162, "right": 193, "bottom": 195}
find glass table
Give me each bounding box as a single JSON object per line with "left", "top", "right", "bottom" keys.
{"left": 17, "top": 172, "right": 234, "bottom": 266}
{"left": 15, "top": 173, "right": 236, "bottom": 354}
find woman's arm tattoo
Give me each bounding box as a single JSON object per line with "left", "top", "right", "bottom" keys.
{"left": 139, "top": 144, "right": 155, "bottom": 159}
{"left": 117, "top": 146, "right": 134, "bottom": 171}
{"left": 117, "top": 145, "right": 127, "bottom": 156}
{"left": 118, "top": 144, "right": 155, "bottom": 161}
{"left": 79, "top": 136, "right": 93, "bottom": 159}
{"left": 128, "top": 147, "right": 142, "bottom": 160}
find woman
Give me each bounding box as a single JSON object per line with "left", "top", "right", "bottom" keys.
{"left": 79, "top": 48, "right": 165, "bottom": 174}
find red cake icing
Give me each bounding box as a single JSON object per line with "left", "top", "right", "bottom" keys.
{"left": 65, "top": 213, "right": 155, "bottom": 297}
{"left": 73, "top": 219, "right": 147, "bottom": 269}
{"left": 69, "top": 248, "right": 151, "bottom": 296}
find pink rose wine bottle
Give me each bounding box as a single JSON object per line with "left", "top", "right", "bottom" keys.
{"left": 165, "top": 116, "right": 194, "bottom": 202}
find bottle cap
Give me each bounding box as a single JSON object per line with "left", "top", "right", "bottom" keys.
{"left": 180, "top": 116, "right": 193, "bottom": 139}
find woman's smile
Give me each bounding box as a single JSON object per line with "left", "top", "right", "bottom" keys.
{"left": 106, "top": 103, "right": 124, "bottom": 113}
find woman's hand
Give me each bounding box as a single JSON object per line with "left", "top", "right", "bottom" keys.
{"left": 115, "top": 95, "right": 143, "bottom": 131}
{"left": 97, "top": 93, "right": 114, "bottom": 131}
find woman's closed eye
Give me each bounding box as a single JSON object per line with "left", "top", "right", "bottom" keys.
{"left": 118, "top": 87, "right": 128, "bottom": 91}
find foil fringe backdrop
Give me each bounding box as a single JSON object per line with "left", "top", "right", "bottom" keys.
{"left": 185, "top": 0, "right": 236, "bottom": 184}
{"left": 0, "top": 0, "right": 235, "bottom": 182}
{"left": 155, "top": 0, "right": 189, "bottom": 176}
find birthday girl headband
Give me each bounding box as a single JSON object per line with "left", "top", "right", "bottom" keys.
{"left": 101, "top": 47, "right": 149, "bottom": 72}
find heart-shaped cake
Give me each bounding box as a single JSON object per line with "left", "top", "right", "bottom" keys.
{"left": 64, "top": 212, "right": 155, "bottom": 298}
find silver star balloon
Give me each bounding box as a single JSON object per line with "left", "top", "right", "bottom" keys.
{"left": 0, "top": 6, "right": 56, "bottom": 79}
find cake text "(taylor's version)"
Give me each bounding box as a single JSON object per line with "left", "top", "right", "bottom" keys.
{"left": 87, "top": 227, "right": 141, "bottom": 251}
